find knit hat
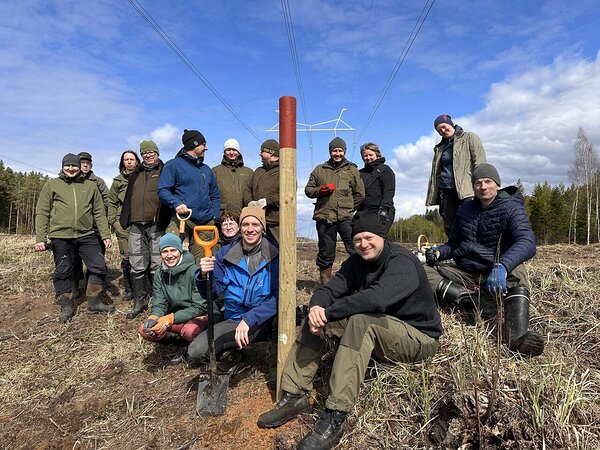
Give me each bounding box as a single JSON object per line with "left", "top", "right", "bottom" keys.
{"left": 240, "top": 202, "right": 266, "bottom": 230}
{"left": 261, "top": 139, "right": 279, "bottom": 157}
{"left": 182, "top": 129, "right": 206, "bottom": 151}
{"left": 62, "top": 153, "right": 81, "bottom": 168}
{"left": 159, "top": 233, "right": 183, "bottom": 253}
{"left": 352, "top": 213, "right": 387, "bottom": 239}
{"left": 329, "top": 137, "right": 347, "bottom": 152}
{"left": 139, "top": 140, "right": 159, "bottom": 155}
{"left": 360, "top": 142, "right": 382, "bottom": 158}
{"left": 223, "top": 138, "right": 240, "bottom": 152}
{"left": 433, "top": 114, "right": 454, "bottom": 129}
{"left": 472, "top": 163, "right": 501, "bottom": 186}
{"left": 78, "top": 151, "right": 92, "bottom": 162}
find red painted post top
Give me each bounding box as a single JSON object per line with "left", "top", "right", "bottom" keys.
{"left": 279, "top": 96, "right": 296, "bottom": 149}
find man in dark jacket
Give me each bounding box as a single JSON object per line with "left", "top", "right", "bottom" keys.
{"left": 120, "top": 140, "right": 171, "bottom": 319}
{"left": 158, "top": 129, "right": 221, "bottom": 264}
{"left": 257, "top": 214, "right": 442, "bottom": 450}
{"left": 243, "top": 139, "right": 280, "bottom": 243}
{"left": 425, "top": 163, "right": 544, "bottom": 357}
{"left": 305, "top": 137, "right": 365, "bottom": 284}
{"left": 213, "top": 138, "right": 253, "bottom": 214}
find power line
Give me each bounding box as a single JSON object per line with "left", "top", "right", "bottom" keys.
{"left": 346, "top": 0, "right": 374, "bottom": 108}
{"left": 356, "top": 0, "right": 436, "bottom": 148}
{"left": 0, "top": 153, "right": 56, "bottom": 175}
{"left": 128, "top": 0, "right": 261, "bottom": 142}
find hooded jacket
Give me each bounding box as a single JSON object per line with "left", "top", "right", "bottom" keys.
{"left": 158, "top": 151, "right": 221, "bottom": 224}
{"left": 35, "top": 171, "right": 110, "bottom": 243}
{"left": 438, "top": 186, "right": 536, "bottom": 274}
{"left": 243, "top": 160, "right": 280, "bottom": 226}
{"left": 150, "top": 251, "right": 219, "bottom": 323}
{"left": 212, "top": 153, "right": 254, "bottom": 213}
{"left": 426, "top": 126, "right": 486, "bottom": 205}
{"left": 358, "top": 157, "right": 395, "bottom": 214}
{"left": 305, "top": 158, "right": 365, "bottom": 223}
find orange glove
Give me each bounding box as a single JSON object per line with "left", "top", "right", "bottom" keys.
{"left": 150, "top": 313, "right": 174, "bottom": 338}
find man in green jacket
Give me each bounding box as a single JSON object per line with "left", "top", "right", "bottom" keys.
{"left": 213, "top": 138, "right": 254, "bottom": 215}
{"left": 34, "top": 153, "right": 115, "bottom": 322}
{"left": 305, "top": 137, "right": 365, "bottom": 285}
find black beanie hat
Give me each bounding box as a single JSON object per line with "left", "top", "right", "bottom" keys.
{"left": 472, "top": 163, "right": 501, "bottom": 186}
{"left": 78, "top": 151, "right": 92, "bottom": 162}
{"left": 433, "top": 114, "right": 454, "bottom": 129}
{"left": 329, "top": 137, "right": 347, "bottom": 152}
{"left": 352, "top": 213, "right": 387, "bottom": 239}
{"left": 62, "top": 153, "right": 81, "bottom": 168}
{"left": 182, "top": 129, "right": 206, "bottom": 151}
{"left": 261, "top": 139, "right": 280, "bottom": 157}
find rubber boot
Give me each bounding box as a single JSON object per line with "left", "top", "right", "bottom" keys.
{"left": 87, "top": 283, "right": 116, "bottom": 314}
{"left": 435, "top": 278, "right": 473, "bottom": 308}
{"left": 58, "top": 293, "right": 77, "bottom": 323}
{"left": 503, "top": 287, "right": 545, "bottom": 357}
{"left": 319, "top": 266, "right": 333, "bottom": 286}
{"left": 71, "top": 278, "right": 86, "bottom": 305}
{"left": 121, "top": 259, "right": 133, "bottom": 301}
{"left": 126, "top": 274, "right": 149, "bottom": 320}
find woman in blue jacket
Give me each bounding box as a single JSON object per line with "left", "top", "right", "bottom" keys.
{"left": 188, "top": 203, "right": 278, "bottom": 366}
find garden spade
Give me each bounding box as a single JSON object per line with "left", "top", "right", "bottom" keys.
{"left": 193, "top": 225, "right": 229, "bottom": 416}
{"left": 176, "top": 210, "right": 192, "bottom": 242}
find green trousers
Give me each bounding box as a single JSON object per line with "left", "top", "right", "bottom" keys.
{"left": 281, "top": 313, "right": 439, "bottom": 413}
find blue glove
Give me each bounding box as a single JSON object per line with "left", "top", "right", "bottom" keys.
{"left": 486, "top": 263, "right": 507, "bottom": 296}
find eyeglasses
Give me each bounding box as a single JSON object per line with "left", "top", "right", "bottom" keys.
{"left": 222, "top": 219, "right": 238, "bottom": 226}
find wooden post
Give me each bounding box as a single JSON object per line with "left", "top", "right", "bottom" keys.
{"left": 277, "top": 96, "right": 297, "bottom": 400}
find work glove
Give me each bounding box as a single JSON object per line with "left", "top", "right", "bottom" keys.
{"left": 143, "top": 315, "right": 159, "bottom": 337}
{"left": 318, "top": 184, "right": 335, "bottom": 196}
{"left": 377, "top": 207, "right": 388, "bottom": 224}
{"left": 486, "top": 263, "right": 508, "bottom": 296}
{"left": 150, "top": 313, "right": 174, "bottom": 338}
{"left": 425, "top": 247, "right": 440, "bottom": 266}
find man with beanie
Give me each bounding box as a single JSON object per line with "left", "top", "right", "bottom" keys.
{"left": 257, "top": 213, "right": 442, "bottom": 450}
{"left": 243, "top": 139, "right": 281, "bottom": 242}
{"left": 78, "top": 151, "right": 109, "bottom": 209}
{"left": 212, "top": 138, "right": 254, "bottom": 214}
{"left": 305, "top": 136, "right": 365, "bottom": 285}
{"left": 34, "top": 154, "right": 115, "bottom": 322}
{"left": 120, "top": 140, "right": 171, "bottom": 319}
{"left": 188, "top": 202, "right": 278, "bottom": 376}
{"left": 424, "top": 163, "right": 545, "bottom": 357}
{"left": 426, "top": 114, "right": 486, "bottom": 236}
{"left": 158, "top": 129, "right": 221, "bottom": 264}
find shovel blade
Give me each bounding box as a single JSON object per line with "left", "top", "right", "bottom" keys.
{"left": 195, "top": 372, "right": 230, "bottom": 416}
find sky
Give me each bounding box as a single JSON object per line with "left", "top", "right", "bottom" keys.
{"left": 1, "top": 0, "right": 599, "bottom": 238}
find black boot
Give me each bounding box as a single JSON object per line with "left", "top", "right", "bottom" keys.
{"left": 58, "top": 293, "right": 77, "bottom": 323}
{"left": 71, "top": 278, "right": 86, "bottom": 305}
{"left": 257, "top": 391, "right": 312, "bottom": 428}
{"left": 435, "top": 278, "right": 474, "bottom": 308}
{"left": 126, "top": 274, "right": 149, "bottom": 320}
{"left": 121, "top": 259, "right": 133, "bottom": 301}
{"left": 503, "top": 287, "right": 545, "bottom": 357}
{"left": 297, "top": 408, "right": 347, "bottom": 450}
{"left": 87, "top": 283, "right": 116, "bottom": 314}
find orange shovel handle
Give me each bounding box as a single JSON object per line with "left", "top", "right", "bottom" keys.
{"left": 193, "top": 225, "right": 219, "bottom": 257}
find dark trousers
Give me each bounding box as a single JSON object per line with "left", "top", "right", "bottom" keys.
{"left": 72, "top": 233, "right": 105, "bottom": 283}
{"left": 51, "top": 235, "right": 107, "bottom": 296}
{"left": 439, "top": 189, "right": 471, "bottom": 237}
{"left": 315, "top": 220, "right": 354, "bottom": 269}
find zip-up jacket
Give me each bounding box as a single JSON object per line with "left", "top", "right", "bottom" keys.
{"left": 84, "top": 170, "right": 109, "bottom": 210}
{"left": 196, "top": 235, "right": 278, "bottom": 327}
{"left": 107, "top": 170, "right": 131, "bottom": 225}
{"left": 158, "top": 152, "right": 221, "bottom": 224}
{"left": 212, "top": 154, "right": 254, "bottom": 214}
{"left": 358, "top": 157, "right": 395, "bottom": 214}
{"left": 35, "top": 171, "right": 110, "bottom": 243}
{"left": 243, "top": 160, "right": 280, "bottom": 226}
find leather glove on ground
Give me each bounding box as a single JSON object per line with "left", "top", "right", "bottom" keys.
{"left": 318, "top": 184, "right": 335, "bottom": 196}
{"left": 486, "top": 263, "right": 508, "bottom": 296}
{"left": 150, "top": 313, "right": 174, "bottom": 338}
{"left": 425, "top": 247, "right": 440, "bottom": 266}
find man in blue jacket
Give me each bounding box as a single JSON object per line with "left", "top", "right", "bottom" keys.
{"left": 158, "top": 129, "right": 221, "bottom": 264}
{"left": 425, "top": 163, "right": 545, "bottom": 357}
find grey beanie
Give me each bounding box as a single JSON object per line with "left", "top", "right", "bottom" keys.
{"left": 329, "top": 137, "right": 347, "bottom": 152}
{"left": 62, "top": 153, "right": 81, "bottom": 168}
{"left": 472, "top": 163, "right": 501, "bottom": 186}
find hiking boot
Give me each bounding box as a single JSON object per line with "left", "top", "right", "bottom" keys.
{"left": 121, "top": 259, "right": 133, "bottom": 301}
{"left": 257, "top": 391, "right": 311, "bottom": 428}
{"left": 87, "top": 283, "right": 116, "bottom": 314}
{"left": 297, "top": 408, "right": 347, "bottom": 450}
{"left": 58, "top": 293, "right": 77, "bottom": 323}
{"left": 319, "top": 267, "right": 333, "bottom": 286}
{"left": 126, "top": 275, "right": 149, "bottom": 320}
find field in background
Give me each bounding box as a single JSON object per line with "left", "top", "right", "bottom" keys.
{"left": 0, "top": 234, "right": 598, "bottom": 449}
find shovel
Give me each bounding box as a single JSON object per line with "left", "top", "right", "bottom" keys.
{"left": 193, "top": 225, "right": 229, "bottom": 416}
{"left": 176, "top": 209, "right": 193, "bottom": 242}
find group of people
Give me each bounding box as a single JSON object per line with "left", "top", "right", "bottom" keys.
{"left": 33, "top": 114, "right": 544, "bottom": 450}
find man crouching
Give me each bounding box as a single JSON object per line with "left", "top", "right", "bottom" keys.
{"left": 257, "top": 214, "right": 442, "bottom": 450}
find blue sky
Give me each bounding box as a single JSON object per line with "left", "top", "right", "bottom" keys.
{"left": 1, "top": 0, "right": 599, "bottom": 237}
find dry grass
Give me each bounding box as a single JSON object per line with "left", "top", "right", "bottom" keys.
{"left": 0, "top": 235, "right": 599, "bottom": 449}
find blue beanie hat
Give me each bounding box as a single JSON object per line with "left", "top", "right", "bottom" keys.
{"left": 159, "top": 233, "right": 183, "bottom": 253}
{"left": 434, "top": 114, "right": 454, "bottom": 129}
